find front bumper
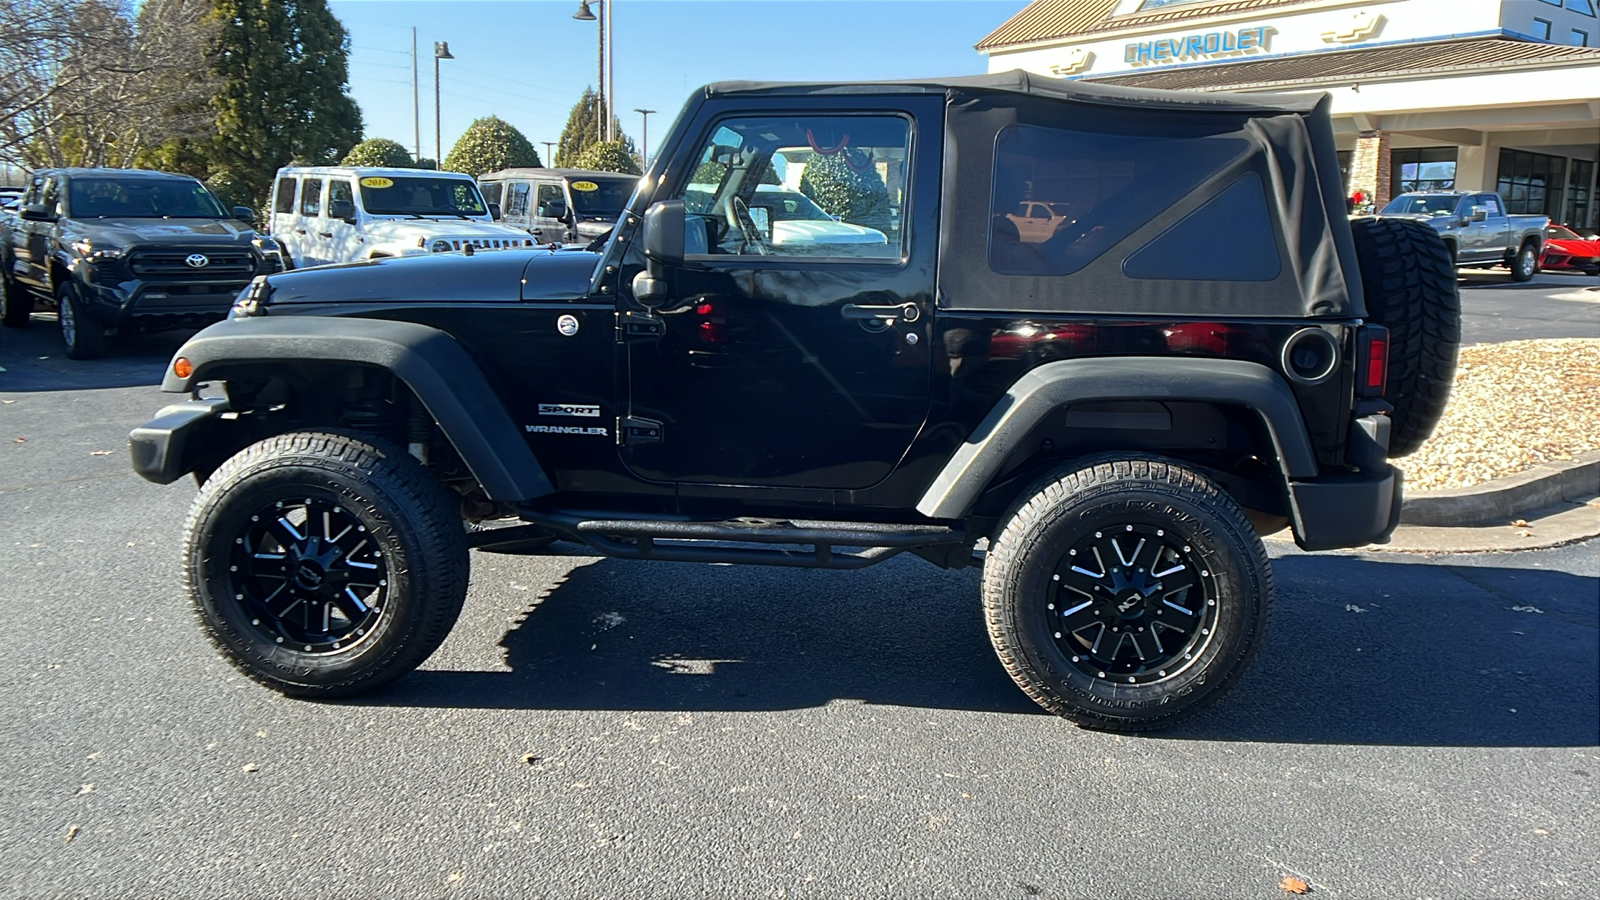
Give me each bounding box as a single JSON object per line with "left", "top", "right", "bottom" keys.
{"left": 128, "top": 398, "right": 229, "bottom": 485}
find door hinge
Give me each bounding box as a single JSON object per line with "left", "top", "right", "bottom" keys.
{"left": 620, "top": 416, "right": 663, "bottom": 446}
{"left": 620, "top": 309, "right": 664, "bottom": 341}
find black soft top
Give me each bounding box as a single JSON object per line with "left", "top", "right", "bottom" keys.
{"left": 703, "top": 71, "right": 1361, "bottom": 319}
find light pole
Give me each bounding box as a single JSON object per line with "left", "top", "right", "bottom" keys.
{"left": 542, "top": 141, "right": 556, "bottom": 167}
{"left": 634, "top": 109, "right": 655, "bottom": 168}
{"left": 411, "top": 28, "right": 420, "bottom": 163}
{"left": 572, "top": 1, "right": 613, "bottom": 142}
{"left": 433, "top": 40, "right": 454, "bottom": 166}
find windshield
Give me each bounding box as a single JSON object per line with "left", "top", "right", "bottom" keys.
{"left": 751, "top": 188, "right": 834, "bottom": 222}
{"left": 1547, "top": 225, "right": 1582, "bottom": 240}
{"left": 68, "top": 177, "right": 226, "bottom": 219}
{"left": 357, "top": 176, "right": 487, "bottom": 216}
{"left": 1381, "top": 195, "right": 1461, "bottom": 216}
{"left": 566, "top": 177, "right": 635, "bottom": 216}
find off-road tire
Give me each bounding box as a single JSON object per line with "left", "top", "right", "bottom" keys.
{"left": 1349, "top": 217, "right": 1460, "bottom": 457}
{"left": 1509, "top": 240, "right": 1539, "bottom": 282}
{"left": 982, "top": 456, "right": 1273, "bottom": 733}
{"left": 1, "top": 272, "right": 32, "bottom": 327}
{"left": 183, "top": 430, "right": 470, "bottom": 698}
{"left": 56, "top": 282, "right": 106, "bottom": 359}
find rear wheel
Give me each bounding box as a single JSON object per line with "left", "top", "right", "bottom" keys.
{"left": 56, "top": 282, "right": 106, "bottom": 359}
{"left": 1349, "top": 218, "right": 1460, "bottom": 457}
{"left": 983, "top": 456, "right": 1273, "bottom": 732}
{"left": 1510, "top": 241, "right": 1539, "bottom": 282}
{"left": 1, "top": 272, "right": 31, "bottom": 328}
{"left": 183, "top": 431, "right": 470, "bottom": 697}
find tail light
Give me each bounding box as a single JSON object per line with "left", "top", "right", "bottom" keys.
{"left": 1355, "top": 324, "right": 1389, "bottom": 397}
{"left": 1162, "top": 322, "right": 1233, "bottom": 355}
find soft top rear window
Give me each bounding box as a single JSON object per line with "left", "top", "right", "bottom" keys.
{"left": 989, "top": 124, "right": 1250, "bottom": 277}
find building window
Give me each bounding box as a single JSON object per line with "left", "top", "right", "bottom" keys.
{"left": 1567, "top": 0, "right": 1596, "bottom": 16}
{"left": 1391, "top": 147, "right": 1458, "bottom": 197}
{"left": 1532, "top": 18, "right": 1553, "bottom": 39}
{"left": 1336, "top": 150, "right": 1353, "bottom": 193}
{"left": 1574, "top": 29, "right": 1591, "bottom": 46}
{"left": 1497, "top": 148, "right": 1567, "bottom": 220}
{"left": 1565, "top": 159, "right": 1595, "bottom": 230}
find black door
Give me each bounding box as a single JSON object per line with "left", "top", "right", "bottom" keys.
{"left": 623, "top": 100, "right": 941, "bottom": 492}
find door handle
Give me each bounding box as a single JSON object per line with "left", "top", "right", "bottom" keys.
{"left": 318, "top": 232, "right": 333, "bottom": 238}
{"left": 294, "top": 228, "right": 307, "bottom": 235}
{"left": 841, "top": 302, "right": 920, "bottom": 323}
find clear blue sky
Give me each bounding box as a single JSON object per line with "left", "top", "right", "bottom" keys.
{"left": 329, "top": 0, "right": 1021, "bottom": 163}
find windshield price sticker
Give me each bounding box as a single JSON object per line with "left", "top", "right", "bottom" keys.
{"left": 359, "top": 177, "right": 395, "bottom": 189}
{"left": 570, "top": 181, "right": 599, "bottom": 192}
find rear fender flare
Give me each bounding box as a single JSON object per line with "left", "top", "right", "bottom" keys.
{"left": 915, "top": 357, "right": 1317, "bottom": 520}
{"left": 164, "top": 316, "right": 554, "bottom": 502}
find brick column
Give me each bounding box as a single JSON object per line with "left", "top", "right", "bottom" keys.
{"left": 1348, "top": 130, "right": 1392, "bottom": 212}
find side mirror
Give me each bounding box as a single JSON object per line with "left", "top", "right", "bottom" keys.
{"left": 536, "top": 203, "right": 567, "bottom": 220}
{"left": 232, "top": 205, "right": 256, "bottom": 223}
{"left": 20, "top": 203, "right": 55, "bottom": 222}
{"left": 632, "top": 199, "right": 685, "bottom": 308}
{"left": 327, "top": 199, "right": 355, "bottom": 222}
{"left": 487, "top": 202, "right": 501, "bottom": 221}
{"left": 1470, "top": 206, "right": 1488, "bottom": 223}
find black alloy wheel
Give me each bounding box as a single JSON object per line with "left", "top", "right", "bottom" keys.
{"left": 226, "top": 497, "right": 389, "bottom": 654}
{"left": 184, "top": 431, "right": 469, "bottom": 697}
{"left": 1046, "top": 524, "right": 1219, "bottom": 686}
{"left": 983, "top": 455, "right": 1273, "bottom": 732}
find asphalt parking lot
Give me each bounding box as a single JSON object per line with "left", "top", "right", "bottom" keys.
{"left": 1, "top": 274, "right": 1596, "bottom": 898}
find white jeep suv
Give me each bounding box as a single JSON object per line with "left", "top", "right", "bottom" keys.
{"left": 267, "top": 167, "right": 535, "bottom": 268}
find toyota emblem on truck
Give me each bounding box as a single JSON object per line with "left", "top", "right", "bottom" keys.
{"left": 184, "top": 253, "right": 210, "bottom": 268}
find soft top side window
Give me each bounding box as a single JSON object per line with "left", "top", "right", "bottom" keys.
{"left": 273, "top": 177, "right": 297, "bottom": 214}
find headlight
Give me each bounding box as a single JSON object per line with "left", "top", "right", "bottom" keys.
{"left": 70, "top": 240, "right": 123, "bottom": 263}
{"left": 252, "top": 235, "right": 280, "bottom": 252}
{"left": 431, "top": 240, "right": 451, "bottom": 252}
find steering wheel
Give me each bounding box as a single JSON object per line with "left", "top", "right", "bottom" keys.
{"left": 727, "top": 195, "right": 769, "bottom": 256}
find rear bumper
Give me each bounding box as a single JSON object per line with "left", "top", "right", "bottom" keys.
{"left": 1285, "top": 413, "right": 1402, "bottom": 551}
{"left": 128, "top": 398, "right": 228, "bottom": 485}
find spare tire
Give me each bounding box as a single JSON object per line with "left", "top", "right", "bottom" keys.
{"left": 1349, "top": 218, "right": 1461, "bottom": 458}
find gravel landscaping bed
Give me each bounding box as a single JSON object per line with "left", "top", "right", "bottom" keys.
{"left": 1400, "top": 338, "right": 1600, "bottom": 491}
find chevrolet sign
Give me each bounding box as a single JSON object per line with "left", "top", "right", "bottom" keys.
{"left": 1126, "top": 26, "right": 1274, "bottom": 65}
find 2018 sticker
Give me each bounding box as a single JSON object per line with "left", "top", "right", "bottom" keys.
{"left": 358, "top": 176, "right": 394, "bottom": 188}
{"left": 570, "top": 181, "right": 599, "bottom": 192}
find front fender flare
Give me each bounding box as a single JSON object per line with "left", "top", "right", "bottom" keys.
{"left": 162, "top": 316, "right": 554, "bottom": 502}
{"left": 915, "top": 357, "right": 1317, "bottom": 520}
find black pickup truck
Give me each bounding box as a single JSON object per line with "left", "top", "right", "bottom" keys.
{"left": 130, "top": 73, "right": 1459, "bottom": 732}
{"left": 1, "top": 168, "right": 281, "bottom": 358}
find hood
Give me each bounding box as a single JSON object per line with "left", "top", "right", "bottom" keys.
{"left": 66, "top": 217, "right": 254, "bottom": 247}
{"left": 771, "top": 220, "right": 888, "bottom": 246}
{"left": 361, "top": 217, "right": 535, "bottom": 243}
{"left": 261, "top": 246, "right": 600, "bottom": 306}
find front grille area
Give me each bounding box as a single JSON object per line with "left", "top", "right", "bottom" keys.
{"left": 127, "top": 248, "right": 257, "bottom": 280}
{"left": 431, "top": 237, "right": 536, "bottom": 252}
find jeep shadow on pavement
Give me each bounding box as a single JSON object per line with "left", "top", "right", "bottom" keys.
{"left": 129, "top": 72, "right": 1462, "bottom": 733}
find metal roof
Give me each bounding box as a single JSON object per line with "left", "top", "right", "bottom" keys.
{"left": 977, "top": 0, "right": 1317, "bottom": 52}
{"left": 1084, "top": 37, "right": 1600, "bottom": 91}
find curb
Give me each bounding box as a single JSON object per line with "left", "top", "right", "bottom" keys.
{"left": 1400, "top": 450, "right": 1600, "bottom": 527}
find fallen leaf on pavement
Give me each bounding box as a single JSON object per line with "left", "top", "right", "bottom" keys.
{"left": 242, "top": 763, "right": 259, "bottom": 773}
{"left": 75, "top": 784, "right": 93, "bottom": 796}
{"left": 1510, "top": 519, "right": 1530, "bottom": 527}
{"left": 90, "top": 450, "right": 112, "bottom": 456}
{"left": 63, "top": 824, "right": 80, "bottom": 843}
{"left": 1280, "top": 876, "right": 1311, "bottom": 894}
{"left": 520, "top": 753, "right": 541, "bottom": 765}
{"left": 12, "top": 437, "right": 25, "bottom": 443}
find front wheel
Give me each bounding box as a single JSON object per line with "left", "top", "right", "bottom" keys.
{"left": 983, "top": 456, "right": 1273, "bottom": 732}
{"left": 57, "top": 282, "right": 106, "bottom": 359}
{"left": 1510, "top": 241, "right": 1539, "bottom": 282}
{"left": 182, "top": 431, "right": 470, "bottom": 697}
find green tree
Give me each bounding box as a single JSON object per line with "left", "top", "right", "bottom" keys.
{"left": 205, "top": 0, "right": 362, "bottom": 205}
{"left": 341, "top": 137, "right": 415, "bottom": 168}
{"left": 799, "top": 150, "right": 890, "bottom": 229}
{"left": 442, "top": 116, "right": 540, "bottom": 177}
{"left": 554, "top": 88, "right": 636, "bottom": 168}
{"left": 204, "top": 170, "right": 252, "bottom": 213}
{"left": 570, "top": 140, "right": 640, "bottom": 176}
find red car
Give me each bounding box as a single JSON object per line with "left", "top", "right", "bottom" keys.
{"left": 1540, "top": 225, "right": 1600, "bottom": 276}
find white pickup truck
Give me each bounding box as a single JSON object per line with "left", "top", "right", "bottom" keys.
{"left": 267, "top": 167, "right": 535, "bottom": 268}
{"left": 1378, "top": 191, "right": 1548, "bottom": 281}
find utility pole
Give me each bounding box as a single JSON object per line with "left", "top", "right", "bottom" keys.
{"left": 411, "top": 28, "right": 420, "bottom": 163}
{"left": 434, "top": 41, "right": 454, "bottom": 165}
{"left": 605, "top": 0, "right": 614, "bottom": 142}
{"left": 542, "top": 142, "right": 556, "bottom": 166}
{"left": 634, "top": 109, "right": 655, "bottom": 168}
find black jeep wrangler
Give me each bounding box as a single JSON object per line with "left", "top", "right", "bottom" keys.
{"left": 130, "top": 73, "right": 1458, "bottom": 732}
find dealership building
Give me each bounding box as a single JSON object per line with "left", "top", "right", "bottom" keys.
{"left": 979, "top": 0, "right": 1600, "bottom": 229}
